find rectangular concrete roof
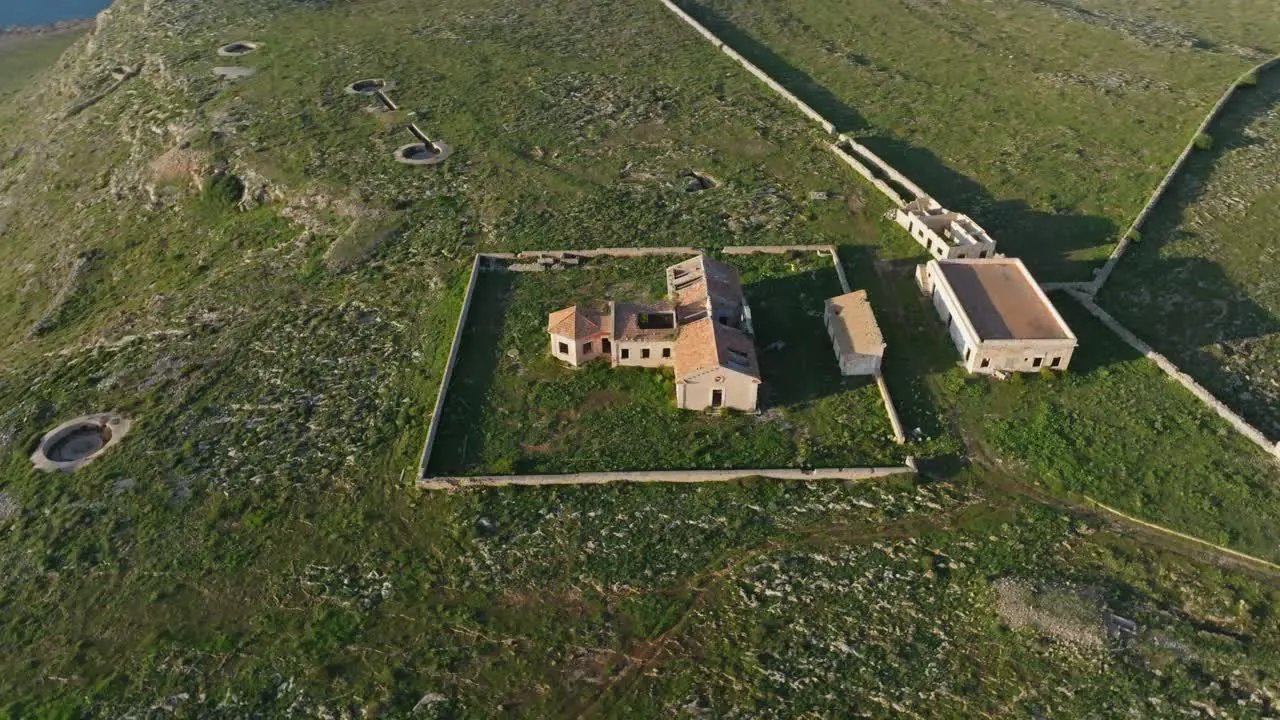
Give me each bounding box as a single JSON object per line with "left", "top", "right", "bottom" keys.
{"left": 936, "top": 259, "right": 1071, "bottom": 341}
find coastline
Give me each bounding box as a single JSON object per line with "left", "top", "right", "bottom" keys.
{"left": 1, "top": 17, "right": 95, "bottom": 39}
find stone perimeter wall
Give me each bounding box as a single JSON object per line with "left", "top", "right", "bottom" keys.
{"left": 420, "top": 465, "right": 914, "bottom": 490}
{"left": 1068, "top": 291, "right": 1280, "bottom": 461}
{"left": 655, "top": 1, "right": 933, "bottom": 213}
{"left": 1091, "top": 55, "right": 1280, "bottom": 293}
{"left": 416, "top": 254, "right": 483, "bottom": 480}
{"left": 416, "top": 246, "right": 911, "bottom": 485}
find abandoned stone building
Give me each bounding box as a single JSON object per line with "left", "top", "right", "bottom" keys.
{"left": 824, "top": 290, "right": 885, "bottom": 376}
{"left": 547, "top": 254, "right": 761, "bottom": 411}
{"left": 896, "top": 197, "right": 998, "bottom": 260}
{"left": 917, "top": 257, "right": 1077, "bottom": 374}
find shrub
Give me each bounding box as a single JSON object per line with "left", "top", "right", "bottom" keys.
{"left": 1238, "top": 71, "right": 1258, "bottom": 87}
{"left": 200, "top": 173, "right": 245, "bottom": 213}
{"left": 1193, "top": 133, "right": 1214, "bottom": 151}
{"left": 1125, "top": 229, "right": 1142, "bottom": 243}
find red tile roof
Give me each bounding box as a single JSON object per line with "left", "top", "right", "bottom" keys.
{"left": 547, "top": 306, "right": 605, "bottom": 340}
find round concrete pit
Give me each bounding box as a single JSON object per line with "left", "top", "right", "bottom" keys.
{"left": 394, "top": 141, "right": 451, "bottom": 166}
{"left": 217, "top": 41, "right": 260, "bottom": 57}
{"left": 30, "top": 413, "right": 132, "bottom": 473}
{"left": 346, "top": 78, "right": 393, "bottom": 95}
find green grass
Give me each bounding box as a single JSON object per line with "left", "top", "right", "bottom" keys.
{"left": 944, "top": 293, "right": 1280, "bottom": 562}
{"left": 1100, "top": 66, "right": 1280, "bottom": 439}
{"left": 674, "top": 0, "right": 1267, "bottom": 281}
{"left": 1, "top": 0, "right": 1280, "bottom": 713}
{"left": 429, "top": 252, "right": 905, "bottom": 476}
{"left": 0, "top": 27, "right": 85, "bottom": 97}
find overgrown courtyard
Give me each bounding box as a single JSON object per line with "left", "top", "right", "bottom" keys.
{"left": 429, "top": 252, "right": 905, "bottom": 476}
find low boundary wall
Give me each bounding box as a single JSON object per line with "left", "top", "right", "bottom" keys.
{"left": 1067, "top": 291, "right": 1279, "bottom": 461}
{"left": 655, "top": 0, "right": 936, "bottom": 214}
{"left": 1085, "top": 496, "right": 1280, "bottom": 574}
{"left": 420, "top": 465, "right": 914, "bottom": 490}
{"left": 657, "top": 0, "right": 836, "bottom": 134}
{"left": 1091, "top": 55, "right": 1280, "bottom": 294}
{"left": 875, "top": 373, "right": 907, "bottom": 444}
{"left": 416, "top": 254, "right": 483, "bottom": 480}
{"left": 416, "top": 246, "right": 911, "bottom": 486}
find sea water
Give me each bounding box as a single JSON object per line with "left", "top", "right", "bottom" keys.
{"left": 2, "top": 0, "right": 113, "bottom": 29}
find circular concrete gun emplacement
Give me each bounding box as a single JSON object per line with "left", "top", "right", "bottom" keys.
{"left": 30, "top": 413, "right": 132, "bottom": 473}
{"left": 345, "top": 78, "right": 394, "bottom": 95}
{"left": 394, "top": 141, "right": 451, "bottom": 166}
{"left": 217, "top": 41, "right": 261, "bottom": 57}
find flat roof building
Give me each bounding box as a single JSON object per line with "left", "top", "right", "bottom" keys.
{"left": 917, "top": 257, "right": 1077, "bottom": 374}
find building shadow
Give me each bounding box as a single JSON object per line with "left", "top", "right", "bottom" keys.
{"left": 858, "top": 135, "right": 1117, "bottom": 282}
{"left": 744, "top": 263, "right": 852, "bottom": 408}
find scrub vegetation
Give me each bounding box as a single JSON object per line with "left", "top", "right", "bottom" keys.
{"left": 1, "top": 0, "right": 1280, "bottom": 714}
{"left": 675, "top": 0, "right": 1275, "bottom": 281}
{"left": 1100, "top": 67, "right": 1280, "bottom": 440}
{"left": 429, "top": 252, "right": 905, "bottom": 477}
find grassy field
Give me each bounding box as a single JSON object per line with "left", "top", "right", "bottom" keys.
{"left": 429, "top": 252, "right": 905, "bottom": 476}
{"left": 675, "top": 0, "right": 1270, "bottom": 281}
{"left": 2, "top": 0, "right": 1280, "bottom": 712}
{"left": 1099, "top": 67, "right": 1280, "bottom": 439}
{"left": 0, "top": 26, "right": 87, "bottom": 97}
{"left": 943, "top": 293, "right": 1280, "bottom": 562}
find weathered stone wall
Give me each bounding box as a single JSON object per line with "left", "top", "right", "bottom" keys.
{"left": 875, "top": 373, "right": 906, "bottom": 444}
{"left": 656, "top": 0, "right": 836, "bottom": 133}
{"left": 417, "top": 254, "right": 483, "bottom": 480}
{"left": 420, "top": 465, "right": 914, "bottom": 490}
{"left": 1092, "top": 55, "right": 1280, "bottom": 293}
{"left": 1068, "top": 291, "right": 1279, "bottom": 461}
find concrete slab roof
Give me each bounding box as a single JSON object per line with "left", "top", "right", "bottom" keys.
{"left": 936, "top": 259, "right": 1072, "bottom": 341}
{"left": 826, "top": 290, "right": 885, "bottom": 356}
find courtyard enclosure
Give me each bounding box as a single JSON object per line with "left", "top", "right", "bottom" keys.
{"left": 918, "top": 258, "right": 1076, "bottom": 374}
{"left": 425, "top": 251, "right": 906, "bottom": 481}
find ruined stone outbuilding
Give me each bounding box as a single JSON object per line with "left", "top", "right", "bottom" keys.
{"left": 547, "top": 254, "right": 761, "bottom": 411}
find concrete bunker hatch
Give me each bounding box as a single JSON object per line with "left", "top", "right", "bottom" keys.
{"left": 30, "top": 413, "right": 132, "bottom": 473}
{"left": 217, "top": 41, "right": 260, "bottom": 57}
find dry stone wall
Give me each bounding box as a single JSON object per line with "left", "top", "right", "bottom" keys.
{"left": 1068, "top": 291, "right": 1280, "bottom": 461}
{"left": 416, "top": 255, "right": 483, "bottom": 480}
{"left": 1092, "top": 55, "right": 1280, "bottom": 293}
{"left": 420, "top": 465, "right": 914, "bottom": 490}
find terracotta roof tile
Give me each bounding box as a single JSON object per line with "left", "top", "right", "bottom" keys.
{"left": 674, "top": 317, "right": 760, "bottom": 380}
{"left": 547, "top": 305, "right": 604, "bottom": 340}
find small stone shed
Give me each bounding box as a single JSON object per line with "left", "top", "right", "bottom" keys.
{"left": 824, "top": 290, "right": 885, "bottom": 376}
{"left": 917, "top": 257, "right": 1077, "bottom": 374}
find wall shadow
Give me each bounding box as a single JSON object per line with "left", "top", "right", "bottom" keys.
{"left": 678, "top": 0, "right": 1116, "bottom": 282}
{"left": 676, "top": 0, "right": 869, "bottom": 134}
{"left": 1098, "top": 68, "right": 1280, "bottom": 437}
{"left": 425, "top": 270, "right": 515, "bottom": 476}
